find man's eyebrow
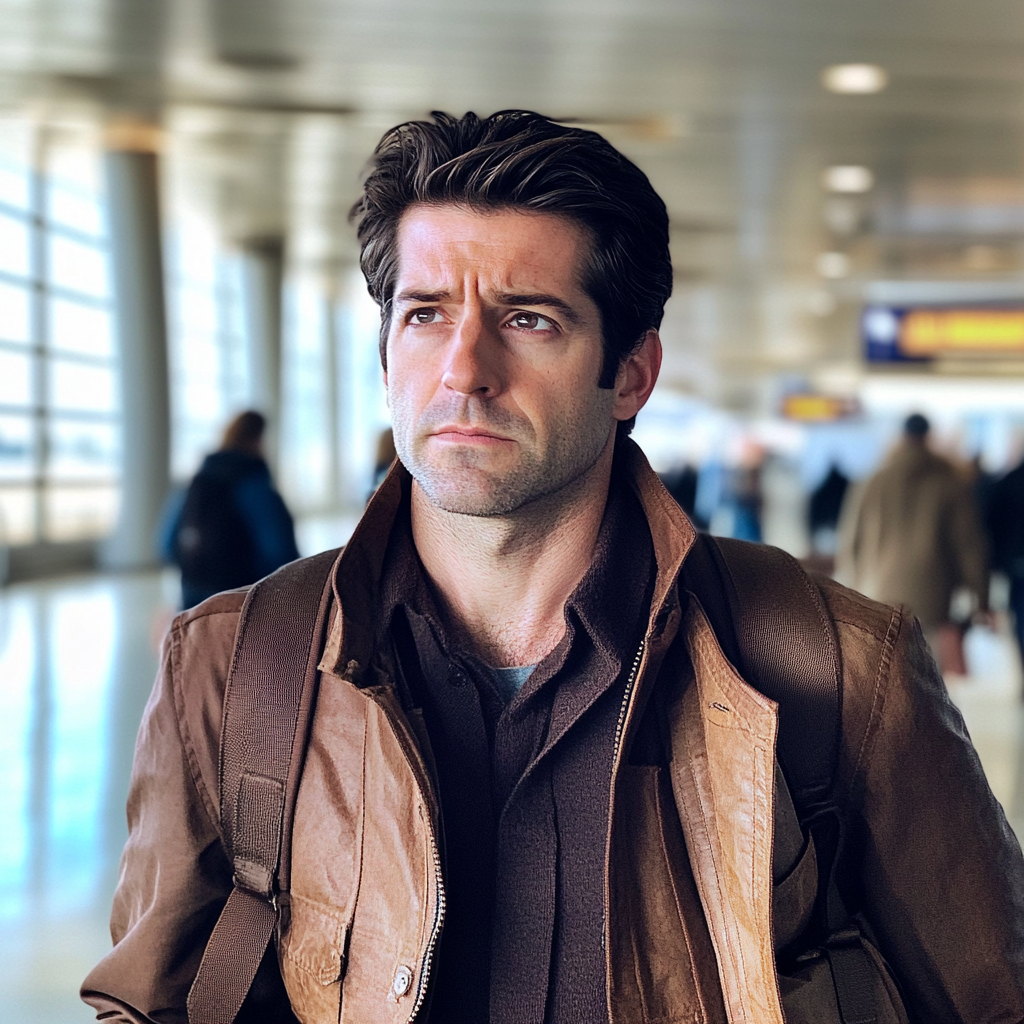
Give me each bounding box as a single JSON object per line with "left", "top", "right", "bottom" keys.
{"left": 394, "top": 290, "right": 451, "bottom": 304}
{"left": 495, "top": 293, "right": 583, "bottom": 325}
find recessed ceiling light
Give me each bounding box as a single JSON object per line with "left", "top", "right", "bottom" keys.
{"left": 822, "top": 64, "right": 888, "bottom": 95}
{"left": 822, "top": 165, "right": 874, "bottom": 193}
{"left": 817, "top": 252, "right": 850, "bottom": 279}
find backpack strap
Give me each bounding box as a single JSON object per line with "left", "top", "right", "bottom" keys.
{"left": 689, "top": 534, "right": 842, "bottom": 815}
{"left": 187, "top": 547, "right": 339, "bottom": 1024}
{"left": 682, "top": 534, "right": 890, "bottom": 1023}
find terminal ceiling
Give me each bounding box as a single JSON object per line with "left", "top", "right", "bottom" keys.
{"left": 4, "top": 0, "right": 1024, "bottom": 409}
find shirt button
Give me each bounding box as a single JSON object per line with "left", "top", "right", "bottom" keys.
{"left": 392, "top": 965, "right": 413, "bottom": 998}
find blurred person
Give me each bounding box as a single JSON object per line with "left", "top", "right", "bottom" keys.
{"left": 808, "top": 463, "right": 849, "bottom": 556}
{"left": 988, "top": 454, "right": 1024, "bottom": 673}
{"left": 658, "top": 462, "right": 701, "bottom": 525}
{"left": 85, "top": 114, "right": 1024, "bottom": 1024}
{"left": 368, "top": 425, "right": 397, "bottom": 499}
{"left": 729, "top": 458, "right": 763, "bottom": 542}
{"left": 838, "top": 413, "right": 990, "bottom": 664}
{"left": 161, "top": 410, "right": 299, "bottom": 608}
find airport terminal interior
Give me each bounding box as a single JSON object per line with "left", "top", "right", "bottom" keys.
{"left": 4, "top": 0, "right": 1024, "bottom": 1019}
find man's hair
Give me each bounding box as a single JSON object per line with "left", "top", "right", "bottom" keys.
{"left": 349, "top": 110, "right": 673, "bottom": 396}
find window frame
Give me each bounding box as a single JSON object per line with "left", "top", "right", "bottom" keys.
{"left": 0, "top": 125, "right": 120, "bottom": 546}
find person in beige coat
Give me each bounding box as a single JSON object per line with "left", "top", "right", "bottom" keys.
{"left": 838, "top": 413, "right": 989, "bottom": 642}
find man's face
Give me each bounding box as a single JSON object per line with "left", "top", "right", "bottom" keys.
{"left": 385, "top": 204, "right": 620, "bottom": 517}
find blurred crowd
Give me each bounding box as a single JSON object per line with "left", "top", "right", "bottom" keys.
{"left": 661, "top": 412, "right": 1024, "bottom": 679}
{"left": 162, "top": 410, "right": 1024, "bottom": 682}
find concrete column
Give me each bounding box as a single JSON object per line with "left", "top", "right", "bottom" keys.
{"left": 239, "top": 237, "right": 285, "bottom": 469}
{"left": 102, "top": 142, "right": 171, "bottom": 570}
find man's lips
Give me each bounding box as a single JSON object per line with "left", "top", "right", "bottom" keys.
{"left": 429, "top": 426, "right": 513, "bottom": 444}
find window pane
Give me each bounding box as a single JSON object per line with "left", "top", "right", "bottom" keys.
{"left": 0, "top": 416, "right": 32, "bottom": 481}
{"left": 0, "top": 213, "right": 30, "bottom": 279}
{"left": 49, "top": 359, "right": 116, "bottom": 413}
{"left": 0, "top": 282, "right": 30, "bottom": 344}
{"left": 0, "top": 486, "right": 35, "bottom": 544}
{"left": 46, "top": 139, "right": 104, "bottom": 237}
{"left": 44, "top": 484, "right": 117, "bottom": 541}
{"left": 48, "top": 234, "right": 108, "bottom": 298}
{"left": 48, "top": 419, "right": 117, "bottom": 479}
{"left": 0, "top": 116, "right": 33, "bottom": 211}
{"left": 0, "top": 162, "right": 30, "bottom": 211}
{"left": 0, "top": 350, "right": 32, "bottom": 407}
{"left": 48, "top": 182, "right": 104, "bottom": 238}
{"left": 49, "top": 298, "right": 112, "bottom": 358}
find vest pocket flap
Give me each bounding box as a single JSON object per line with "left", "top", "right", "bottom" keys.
{"left": 773, "top": 832, "right": 817, "bottom": 952}
{"left": 280, "top": 892, "right": 348, "bottom": 985}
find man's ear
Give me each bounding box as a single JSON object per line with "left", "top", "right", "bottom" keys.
{"left": 612, "top": 330, "right": 662, "bottom": 424}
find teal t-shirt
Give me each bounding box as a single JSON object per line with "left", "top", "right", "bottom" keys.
{"left": 484, "top": 663, "right": 537, "bottom": 704}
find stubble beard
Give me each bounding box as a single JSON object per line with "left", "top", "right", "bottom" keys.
{"left": 391, "top": 394, "right": 616, "bottom": 518}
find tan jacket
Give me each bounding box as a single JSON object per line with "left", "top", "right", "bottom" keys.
{"left": 837, "top": 442, "right": 989, "bottom": 628}
{"left": 83, "top": 445, "right": 1024, "bottom": 1024}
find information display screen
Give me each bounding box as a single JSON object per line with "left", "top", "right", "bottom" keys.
{"left": 863, "top": 304, "right": 1024, "bottom": 361}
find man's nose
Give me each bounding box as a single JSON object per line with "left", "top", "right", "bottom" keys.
{"left": 441, "top": 311, "right": 502, "bottom": 396}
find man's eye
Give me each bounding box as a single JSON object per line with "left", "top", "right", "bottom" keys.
{"left": 508, "top": 312, "right": 554, "bottom": 331}
{"left": 410, "top": 309, "right": 442, "bottom": 324}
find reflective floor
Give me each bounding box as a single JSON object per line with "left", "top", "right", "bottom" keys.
{"left": 2, "top": 571, "right": 1023, "bottom": 1022}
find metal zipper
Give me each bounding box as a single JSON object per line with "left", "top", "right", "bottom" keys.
{"left": 407, "top": 811, "right": 445, "bottom": 1023}
{"left": 611, "top": 637, "right": 648, "bottom": 766}
{"left": 365, "top": 690, "right": 446, "bottom": 1023}
{"left": 602, "top": 635, "right": 648, "bottom": 964}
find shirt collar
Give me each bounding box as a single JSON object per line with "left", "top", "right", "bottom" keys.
{"left": 374, "top": 451, "right": 653, "bottom": 677}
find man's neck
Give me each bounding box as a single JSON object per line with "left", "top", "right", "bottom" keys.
{"left": 410, "top": 443, "right": 615, "bottom": 668}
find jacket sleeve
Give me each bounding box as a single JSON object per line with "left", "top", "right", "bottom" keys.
{"left": 847, "top": 606, "right": 1024, "bottom": 1022}
{"left": 80, "top": 613, "right": 235, "bottom": 1023}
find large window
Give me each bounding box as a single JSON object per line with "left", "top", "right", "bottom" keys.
{"left": 0, "top": 119, "right": 119, "bottom": 546}
{"left": 165, "top": 220, "right": 249, "bottom": 479}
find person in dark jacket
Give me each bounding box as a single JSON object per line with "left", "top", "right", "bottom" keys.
{"left": 162, "top": 410, "right": 300, "bottom": 608}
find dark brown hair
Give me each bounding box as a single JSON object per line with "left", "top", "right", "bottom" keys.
{"left": 349, "top": 110, "right": 672, "bottom": 396}
{"left": 220, "top": 410, "right": 266, "bottom": 452}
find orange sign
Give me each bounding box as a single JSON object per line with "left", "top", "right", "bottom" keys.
{"left": 901, "top": 309, "right": 1024, "bottom": 355}
{"left": 781, "top": 395, "right": 859, "bottom": 422}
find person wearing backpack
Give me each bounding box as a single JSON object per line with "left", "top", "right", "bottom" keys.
{"left": 85, "top": 112, "right": 1024, "bottom": 1024}
{"left": 161, "top": 410, "right": 300, "bottom": 609}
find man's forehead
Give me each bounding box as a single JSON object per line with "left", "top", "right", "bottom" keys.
{"left": 393, "top": 203, "right": 592, "bottom": 292}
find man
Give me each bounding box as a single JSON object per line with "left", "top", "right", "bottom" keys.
{"left": 84, "top": 111, "right": 1024, "bottom": 1024}
{"left": 837, "top": 412, "right": 990, "bottom": 662}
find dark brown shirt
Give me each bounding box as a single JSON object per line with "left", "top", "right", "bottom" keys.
{"left": 377, "top": 465, "right": 667, "bottom": 1023}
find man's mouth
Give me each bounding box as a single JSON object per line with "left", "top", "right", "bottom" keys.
{"left": 430, "top": 426, "right": 512, "bottom": 445}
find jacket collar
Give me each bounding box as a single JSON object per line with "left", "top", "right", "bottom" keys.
{"left": 320, "top": 439, "right": 697, "bottom": 682}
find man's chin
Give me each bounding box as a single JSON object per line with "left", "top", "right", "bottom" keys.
{"left": 416, "top": 475, "right": 521, "bottom": 517}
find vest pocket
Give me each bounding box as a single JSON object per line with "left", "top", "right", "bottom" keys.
{"left": 278, "top": 892, "right": 347, "bottom": 1021}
